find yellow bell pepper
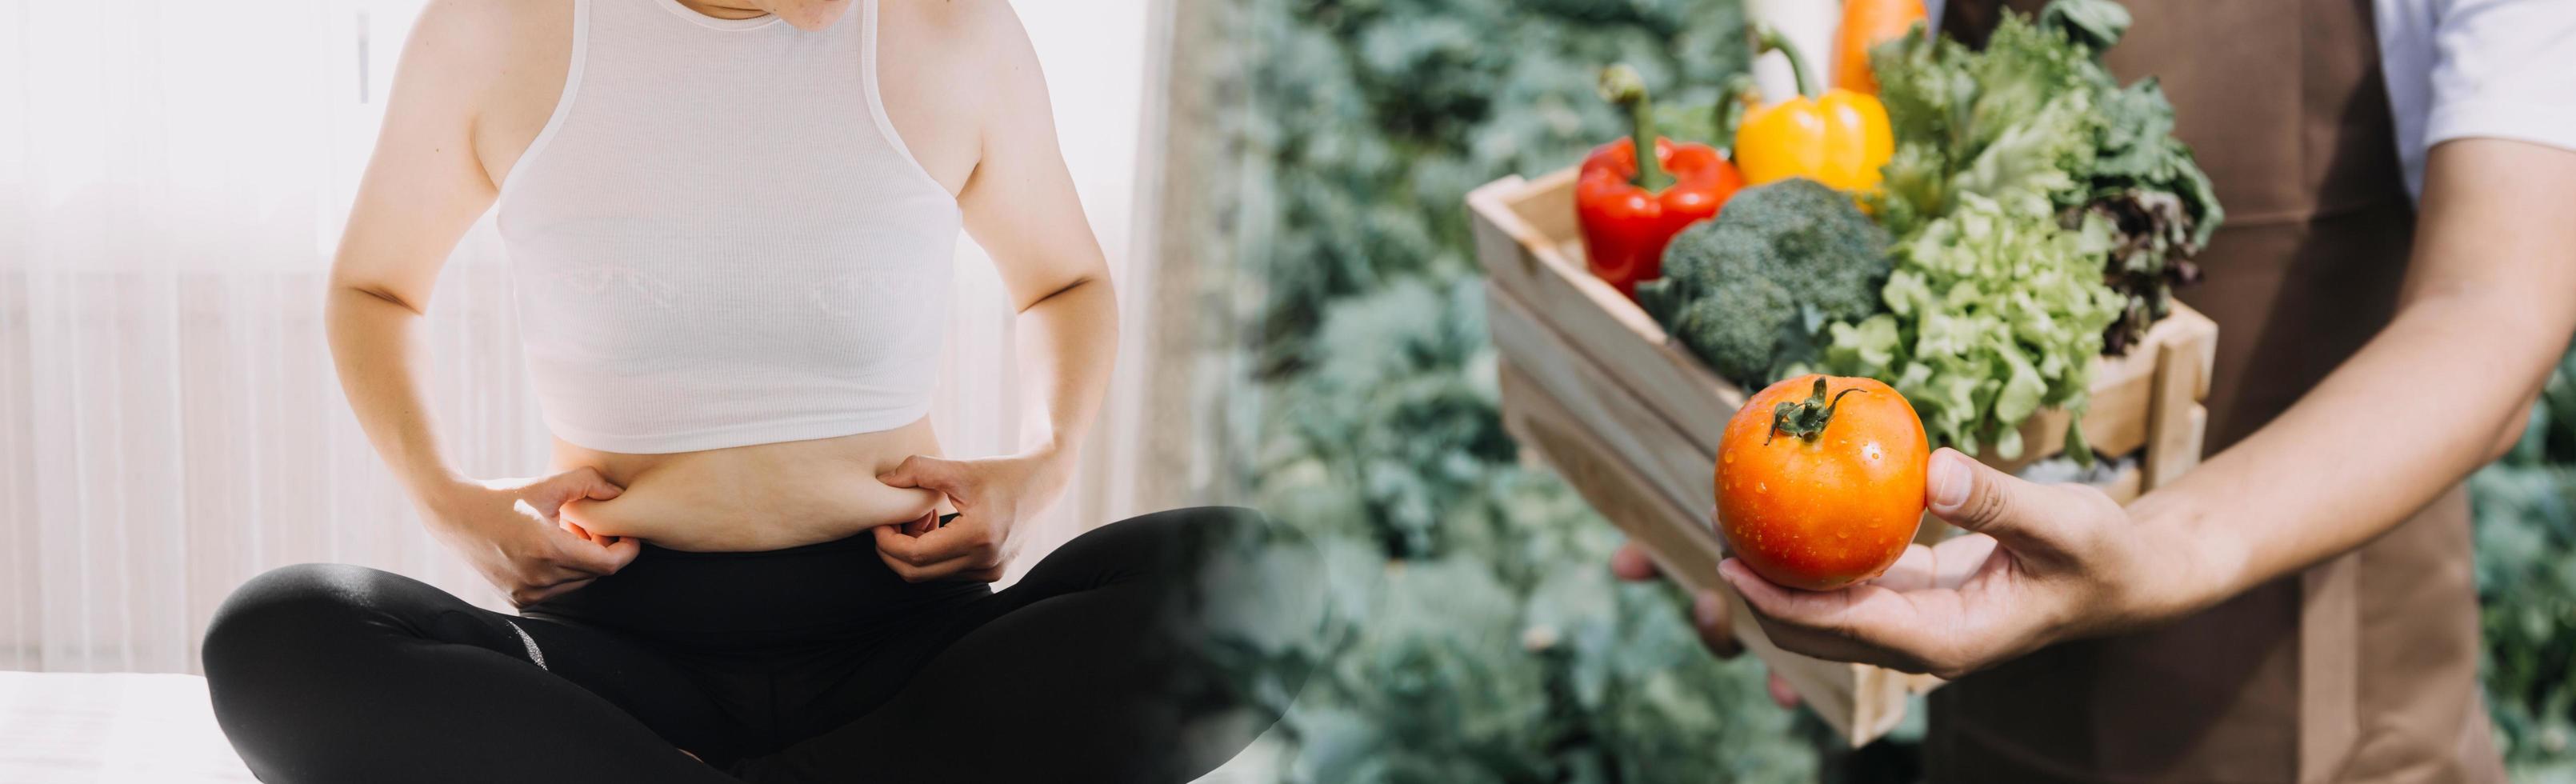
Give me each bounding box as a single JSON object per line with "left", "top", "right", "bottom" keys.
{"left": 1730, "top": 26, "right": 1894, "bottom": 194}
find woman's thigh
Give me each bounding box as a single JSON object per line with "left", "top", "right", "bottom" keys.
{"left": 202, "top": 562, "right": 746, "bottom": 782}
{"left": 737, "top": 506, "right": 1326, "bottom": 783}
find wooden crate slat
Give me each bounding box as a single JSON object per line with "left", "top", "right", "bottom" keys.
{"left": 1495, "top": 362, "right": 1910, "bottom": 745}
{"left": 1468, "top": 174, "right": 1744, "bottom": 454}
{"left": 2141, "top": 306, "right": 2217, "bottom": 490}
{"left": 1488, "top": 284, "right": 1721, "bottom": 517}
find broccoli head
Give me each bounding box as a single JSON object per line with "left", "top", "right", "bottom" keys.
{"left": 1634, "top": 178, "right": 1892, "bottom": 386}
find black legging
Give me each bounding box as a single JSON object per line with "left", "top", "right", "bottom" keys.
{"left": 202, "top": 506, "right": 1317, "bottom": 783}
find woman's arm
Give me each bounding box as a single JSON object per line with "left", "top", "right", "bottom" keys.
{"left": 328, "top": 0, "right": 502, "bottom": 498}
{"left": 874, "top": 2, "right": 1118, "bottom": 582}
{"left": 1712, "top": 138, "right": 2576, "bottom": 678}
{"left": 329, "top": 0, "right": 636, "bottom": 605}
{"left": 957, "top": 6, "right": 1119, "bottom": 464}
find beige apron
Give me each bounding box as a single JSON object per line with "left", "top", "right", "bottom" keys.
{"left": 1925, "top": 1, "right": 2505, "bottom": 781}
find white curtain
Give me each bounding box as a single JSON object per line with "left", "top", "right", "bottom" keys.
{"left": 0, "top": 0, "right": 1164, "bottom": 674}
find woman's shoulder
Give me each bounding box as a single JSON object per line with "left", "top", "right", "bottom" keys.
{"left": 410, "top": 0, "right": 570, "bottom": 58}
{"left": 876, "top": 0, "right": 1049, "bottom": 191}
{"left": 396, "top": 0, "right": 571, "bottom": 97}
{"left": 885, "top": 0, "right": 1038, "bottom": 73}
{"left": 386, "top": 0, "right": 574, "bottom": 192}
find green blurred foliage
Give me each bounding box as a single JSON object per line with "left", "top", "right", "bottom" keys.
{"left": 2474, "top": 348, "right": 2576, "bottom": 778}
{"left": 1213, "top": 0, "right": 1823, "bottom": 781}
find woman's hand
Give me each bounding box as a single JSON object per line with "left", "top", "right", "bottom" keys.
{"left": 1717, "top": 448, "right": 2203, "bottom": 679}
{"left": 870, "top": 450, "right": 1073, "bottom": 582}
{"left": 422, "top": 467, "right": 642, "bottom": 607}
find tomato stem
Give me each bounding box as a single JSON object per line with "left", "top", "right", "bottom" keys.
{"left": 1766, "top": 377, "right": 1866, "bottom": 445}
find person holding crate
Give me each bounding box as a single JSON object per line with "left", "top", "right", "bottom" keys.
{"left": 1618, "top": 0, "right": 2576, "bottom": 780}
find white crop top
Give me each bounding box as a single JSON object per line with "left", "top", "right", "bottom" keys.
{"left": 495, "top": 0, "right": 960, "bottom": 454}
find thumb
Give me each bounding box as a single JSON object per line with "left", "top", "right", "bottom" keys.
{"left": 877, "top": 455, "right": 959, "bottom": 492}
{"left": 1924, "top": 448, "right": 2080, "bottom": 555}
{"left": 536, "top": 466, "right": 622, "bottom": 508}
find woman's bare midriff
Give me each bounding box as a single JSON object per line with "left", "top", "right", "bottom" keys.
{"left": 553, "top": 417, "right": 946, "bottom": 553}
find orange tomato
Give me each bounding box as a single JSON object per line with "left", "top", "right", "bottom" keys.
{"left": 1715, "top": 374, "right": 1929, "bottom": 591}
{"left": 1832, "top": 0, "right": 1928, "bottom": 95}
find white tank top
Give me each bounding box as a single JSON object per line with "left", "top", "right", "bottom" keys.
{"left": 494, "top": 0, "right": 959, "bottom": 454}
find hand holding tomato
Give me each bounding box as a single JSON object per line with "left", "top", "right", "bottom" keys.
{"left": 1617, "top": 374, "right": 2205, "bottom": 682}
{"left": 1719, "top": 446, "right": 2202, "bottom": 680}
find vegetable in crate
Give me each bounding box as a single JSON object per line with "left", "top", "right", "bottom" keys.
{"left": 1865, "top": 0, "right": 2222, "bottom": 354}
{"left": 1732, "top": 26, "right": 1894, "bottom": 194}
{"left": 1831, "top": 0, "right": 1927, "bottom": 95}
{"left": 1717, "top": 374, "right": 1928, "bottom": 591}
{"left": 1574, "top": 65, "right": 1744, "bottom": 298}
{"left": 1636, "top": 178, "right": 1891, "bottom": 387}
{"left": 1816, "top": 192, "right": 2126, "bottom": 461}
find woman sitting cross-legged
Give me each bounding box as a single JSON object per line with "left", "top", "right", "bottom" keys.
{"left": 199, "top": 1, "right": 1318, "bottom": 781}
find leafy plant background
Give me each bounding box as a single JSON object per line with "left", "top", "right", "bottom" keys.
{"left": 2478, "top": 349, "right": 2576, "bottom": 778}
{"left": 1189, "top": 0, "right": 2576, "bottom": 780}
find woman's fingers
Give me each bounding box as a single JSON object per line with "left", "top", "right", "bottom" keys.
{"left": 873, "top": 520, "right": 982, "bottom": 564}
{"left": 533, "top": 466, "right": 622, "bottom": 509}
{"left": 550, "top": 526, "right": 641, "bottom": 576}
{"left": 871, "top": 543, "right": 994, "bottom": 583}
{"left": 902, "top": 510, "right": 940, "bottom": 536}
{"left": 872, "top": 518, "right": 1005, "bottom": 582}
{"left": 878, "top": 455, "right": 966, "bottom": 496}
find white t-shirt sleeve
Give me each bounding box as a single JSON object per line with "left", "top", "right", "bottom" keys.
{"left": 2422, "top": 0, "right": 2576, "bottom": 154}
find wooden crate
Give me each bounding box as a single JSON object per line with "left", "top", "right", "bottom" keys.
{"left": 1468, "top": 167, "right": 2218, "bottom": 746}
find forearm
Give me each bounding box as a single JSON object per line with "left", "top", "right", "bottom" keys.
{"left": 2131, "top": 292, "right": 2564, "bottom": 614}
{"left": 1011, "top": 275, "right": 1118, "bottom": 461}
{"left": 2126, "top": 138, "right": 2576, "bottom": 620}
{"left": 327, "top": 285, "right": 472, "bottom": 507}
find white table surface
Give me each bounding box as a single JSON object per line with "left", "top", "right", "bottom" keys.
{"left": 0, "top": 669, "right": 1290, "bottom": 783}
{"left": 0, "top": 671, "right": 256, "bottom": 783}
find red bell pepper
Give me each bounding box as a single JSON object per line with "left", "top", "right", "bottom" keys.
{"left": 1576, "top": 65, "right": 1743, "bottom": 298}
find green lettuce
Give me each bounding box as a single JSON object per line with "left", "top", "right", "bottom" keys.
{"left": 1866, "top": 0, "right": 2220, "bottom": 358}
{"left": 1826, "top": 0, "right": 2221, "bottom": 461}
{"left": 1811, "top": 193, "right": 2125, "bottom": 460}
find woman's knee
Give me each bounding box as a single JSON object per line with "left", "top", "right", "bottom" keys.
{"left": 202, "top": 563, "right": 407, "bottom": 674}
{"left": 1058, "top": 506, "right": 1281, "bottom": 574}
{"left": 1110, "top": 506, "right": 1322, "bottom": 620}
{"left": 1118, "top": 505, "right": 1290, "bottom": 554}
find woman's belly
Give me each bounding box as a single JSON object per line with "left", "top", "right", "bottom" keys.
{"left": 554, "top": 417, "right": 946, "bottom": 552}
